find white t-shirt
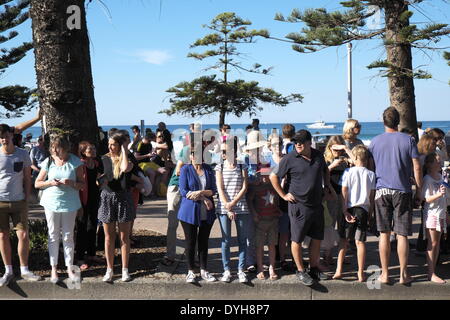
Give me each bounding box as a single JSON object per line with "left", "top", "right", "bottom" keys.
{"left": 0, "top": 147, "right": 32, "bottom": 201}
{"left": 340, "top": 166, "right": 376, "bottom": 212}
{"left": 422, "top": 174, "right": 447, "bottom": 220}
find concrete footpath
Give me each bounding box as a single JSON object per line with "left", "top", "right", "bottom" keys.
{"left": 0, "top": 199, "right": 449, "bottom": 300}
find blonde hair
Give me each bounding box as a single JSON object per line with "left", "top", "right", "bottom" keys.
{"left": 343, "top": 119, "right": 360, "bottom": 140}
{"left": 352, "top": 145, "right": 369, "bottom": 166}
{"left": 417, "top": 134, "right": 436, "bottom": 155}
{"left": 108, "top": 133, "right": 125, "bottom": 180}
{"left": 324, "top": 135, "right": 346, "bottom": 163}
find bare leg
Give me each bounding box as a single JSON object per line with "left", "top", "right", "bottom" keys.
{"left": 16, "top": 230, "right": 30, "bottom": 267}
{"left": 309, "top": 239, "right": 321, "bottom": 268}
{"left": 118, "top": 222, "right": 132, "bottom": 269}
{"left": 0, "top": 231, "right": 12, "bottom": 266}
{"left": 103, "top": 223, "right": 116, "bottom": 270}
{"left": 356, "top": 240, "right": 366, "bottom": 282}
{"left": 268, "top": 244, "right": 278, "bottom": 279}
{"left": 426, "top": 228, "right": 445, "bottom": 283}
{"left": 397, "top": 234, "right": 412, "bottom": 284}
{"left": 378, "top": 231, "right": 391, "bottom": 283}
{"left": 291, "top": 241, "right": 305, "bottom": 272}
{"left": 256, "top": 245, "right": 264, "bottom": 273}
{"left": 333, "top": 238, "right": 347, "bottom": 279}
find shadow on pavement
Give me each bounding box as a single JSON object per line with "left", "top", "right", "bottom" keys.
{"left": 7, "top": 280, "right": 28, "bottom": 298}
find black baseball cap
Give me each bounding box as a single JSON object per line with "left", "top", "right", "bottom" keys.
{"left": 292, "top": 129, "right": 312, "bottom": 145}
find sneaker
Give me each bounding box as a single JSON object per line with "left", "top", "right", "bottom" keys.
{"left": 308, "top": 267, "right": 328, "bottom": 281}
{"left": 296, "top": 270, "right": 314, "bottom": 286}
{"left": 220, "top": 270, "right": 232, "bottom": 283}
{"left": 0, "top": 273, "right": 14, "bottom": 287}
{"left": 201, "top": 271, "right": 217, "bottom": 282}
{"left": 238, "top": 271, "right": 248, "bottom": 283}
{"left": 102, "top": 270, "right": 113, "bottom": 283}
{"left": 21, "top": 271, "right": 42, "bottom": 282}
{"left": 122, "top": 273, "right": 132, "bottom": 282}
{"left": 186, "top": 271, "right": 196, "bottom": 283}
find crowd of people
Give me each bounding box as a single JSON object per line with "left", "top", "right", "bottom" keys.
{"left": 0, "top": 107, "right": 449, "bottom": 287}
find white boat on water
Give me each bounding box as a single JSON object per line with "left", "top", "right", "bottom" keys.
{"left": 306, "top": 120, "right": 336, "bottom": 129}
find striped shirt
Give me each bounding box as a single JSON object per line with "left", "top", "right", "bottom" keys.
{"left": 215, "top": 162, "right": 249, "bottom": 215}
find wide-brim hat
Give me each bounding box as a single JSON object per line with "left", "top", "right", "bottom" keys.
{"left": 244, "top": 130, "right": 266, "bottom": 151}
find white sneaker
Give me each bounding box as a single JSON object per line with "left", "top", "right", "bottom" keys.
{"left": 186, "top": 271, "right": 196, "bottom": 283}
{"left": 201, "top": 271, "right": 217, "bottom": 282}
{"left": 0, "top": 273, "right": 14, "bottom": 287}
{"left": 238, "top": 271, "right": 248, "bottom": 283}
{"left": 103, "top": 269, "right": 113, "bottom": 283}
{"left": 122, "top": 270, "right": 131, "bottom": 282}
{"left": 21, "top": 271, "right": 42, "bottom": 282}
{"left": 220, "top": 270, "right": 232, "bottom": 283}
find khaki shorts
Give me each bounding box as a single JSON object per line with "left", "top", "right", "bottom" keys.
{"left": 255, "top": 216, "right": 279, "bottom": 247}
{"left": 0, "top": 200, "right": 28, "bottom": 232}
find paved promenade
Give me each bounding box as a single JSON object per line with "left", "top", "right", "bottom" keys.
{"left": 0, "top": 199, "right": 449, "bottom": 300}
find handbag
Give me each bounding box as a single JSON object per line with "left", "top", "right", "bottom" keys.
{"left": 138, "top": 171, "right": 152, "bottom": 196}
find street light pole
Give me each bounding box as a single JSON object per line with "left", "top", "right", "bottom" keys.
{"left": 347, "top": 42, "right": 352, "bottom": 119}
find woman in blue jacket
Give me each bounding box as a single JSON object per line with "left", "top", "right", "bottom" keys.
{"left": 178, "top": 149, "right": 217, "bottom": 283}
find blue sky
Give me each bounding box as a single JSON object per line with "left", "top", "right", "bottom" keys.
{"left": 3, "top": 0, "right": 450, "bottom": 126}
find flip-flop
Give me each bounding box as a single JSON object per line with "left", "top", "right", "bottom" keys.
{"left": 269, "top": 273, "right": 279, "bottom": 281}
{"left": 257, "top": 272, "right": 266, "bottom": 280}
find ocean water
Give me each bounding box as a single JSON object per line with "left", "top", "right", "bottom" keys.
{"left": 22, "top": 121, "right": 450, "bottom": 145}
{"left": 19, "top": 121, "right": 450, "bottom": 162}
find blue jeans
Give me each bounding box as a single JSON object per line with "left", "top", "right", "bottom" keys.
{"left": 218, "top": 214, "right": 250, "bottom": 272}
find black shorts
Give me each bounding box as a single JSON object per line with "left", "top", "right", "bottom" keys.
{"left": 375, "top": 188, "right": 412, "bottom": 236}
{"left": 338, "top": 207, "right": 368, "bottom": 242}
{"left": 288, "top": 202, "right": 324, "bottom": 243}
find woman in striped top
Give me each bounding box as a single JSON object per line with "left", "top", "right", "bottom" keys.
{"left": 215, "top": 137, "right": 250, "bottom": 283}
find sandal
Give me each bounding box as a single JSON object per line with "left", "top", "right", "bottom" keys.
{"left": 161, "top": 257, "right": 175, "bottom": 266}
{"left": 257, "top": 272, "right": 266, "bottom": 280}
{"left": 269, "top": 273, "right": 279, "bottom": 281}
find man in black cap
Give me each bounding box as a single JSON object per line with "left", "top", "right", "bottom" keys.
{"left": 270, "top": 129, "right": 331, "bottom": 286}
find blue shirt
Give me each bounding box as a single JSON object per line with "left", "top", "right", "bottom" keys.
{"left": 40, "top": 154, "right": 83, "bottom": 212}
{"left": 177, "top": 164, "right": 217, "bottom": 226}
{"left": 369, "top": 132, "right": 419, "bottom": 193}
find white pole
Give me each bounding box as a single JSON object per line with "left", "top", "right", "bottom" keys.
{"left": 347, "top": 42, "right": 352, "bottom": 119}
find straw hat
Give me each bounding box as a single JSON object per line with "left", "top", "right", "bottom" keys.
{"left": 244, "top": 130, "right": 266, "bottom": 151}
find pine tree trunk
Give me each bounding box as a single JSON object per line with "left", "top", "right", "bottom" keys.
{"left": 30, "top": 0, "right": 99, "bottom": 150}
{"left": 384, "top": 0, "right": 418, "bottom": 140}
{"left": 219, "top": 108, "right": 226, "bottom": 128}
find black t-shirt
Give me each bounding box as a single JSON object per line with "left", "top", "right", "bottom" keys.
{"left": 326, "top": 160, "right": 348, "bottom": 195}
{"left": 276, "top": 148, "right": 326, "bottom": 207}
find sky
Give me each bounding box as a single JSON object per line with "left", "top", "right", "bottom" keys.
{"left": 2, "top": 0, "right": 450, "bottom": 127}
